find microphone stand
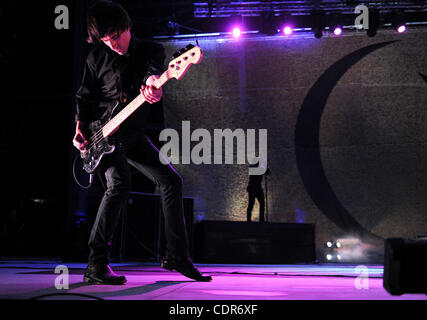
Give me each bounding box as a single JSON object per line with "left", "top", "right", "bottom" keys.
{"left": 264, "top": 170, "right": 269, "bottom": 222}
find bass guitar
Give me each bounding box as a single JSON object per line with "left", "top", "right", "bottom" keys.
{"left": 80, "top": 44, "right": 202, "bottom": 173}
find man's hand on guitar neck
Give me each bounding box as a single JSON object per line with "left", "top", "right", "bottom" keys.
{"left": 73, "top": 121, "right": 89, "bottom": 152}
{"left": 140, "top": 75, "right": 162, "bottom": 104}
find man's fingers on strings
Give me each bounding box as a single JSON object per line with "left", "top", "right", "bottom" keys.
{"left": 73, "top": 141, "right": 85, "bottom": 151}
{"left": 146, "top": 86, "right": 157, "bottom": 101}
{"left": 140, "top": 88, "right": 151, "bottom": 103}
{"left": 148, "top": 85, "right": 161, "bottom": 101}
{"left": 140, "top": 86, "right": 156, "bottom": 104}
{"left": 76, "top": 134, "right": 88, "bottom": 145}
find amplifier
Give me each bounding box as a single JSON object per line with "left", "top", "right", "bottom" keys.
{"left": 383, "top": 237, "right": 427, "bottom": 295}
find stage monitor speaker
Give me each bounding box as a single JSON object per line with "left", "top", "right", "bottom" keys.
{"left": 383, "top": 237, "right": 427, "bottom": 295}
{"left": 194, "top": 220, "right": 315, "bottom": 264}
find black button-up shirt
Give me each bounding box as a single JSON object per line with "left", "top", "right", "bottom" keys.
{"left": 75, "top": 35, "right": 165, "bottom": 134}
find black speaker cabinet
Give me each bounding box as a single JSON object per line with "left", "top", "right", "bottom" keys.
{"left": 120, "top": 192, "right": 194, "bottom": 261}
{"left": 383, "top": 238, "right": 427, "bottom": 295}
{"left": 194, "top": 220, "right": 315, "bottom": 264}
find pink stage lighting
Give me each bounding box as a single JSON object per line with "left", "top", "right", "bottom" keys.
{"left": 333, "top": 27, "right": 342, "bottom": 36}
{"left": 283, "top": 26, "right": 293, "bottom": 36}
{"left": 232, "top": 27, "right": 241, "bottom": 38}
{"left": 397, "top": 25, "right": 406, "bottom": 33}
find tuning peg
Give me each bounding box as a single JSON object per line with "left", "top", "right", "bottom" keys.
{"left": 178, "top": 47, "right": 187, "bottom": 54}
{"left": 172, "top": 51, "right": 180, "bottom": 59}
{"left": 185, "top": 44, "right": 195, "bottom": 50}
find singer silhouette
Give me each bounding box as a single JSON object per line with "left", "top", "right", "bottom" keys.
{"left": 246, "top": 163, "right": 270, "bottom": 222}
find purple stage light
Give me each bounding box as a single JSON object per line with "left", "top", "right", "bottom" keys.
{"left": 333, "top": 27, "right": 342, "bottom": 36}
{"left": 397, "top": 25, "right": 406, "bottom": 33}
{"left": 283, "top": 26, "right": 292, "bottom": 36}
{"left": 232, "top": 27, "right": 241, "bottom": 38}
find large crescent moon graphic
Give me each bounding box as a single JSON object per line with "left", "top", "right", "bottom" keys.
{"left": 295, "top": 41, "right": 398, "bottom": 238}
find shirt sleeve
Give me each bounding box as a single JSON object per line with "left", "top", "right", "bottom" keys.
{"left": 75, "top": 52, "right": 97, "bottom": 123}
{"left": 142, "top": 42, "right": 166, "bottom": 84}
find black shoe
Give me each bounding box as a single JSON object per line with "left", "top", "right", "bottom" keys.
{"left": 83, "top": 264, "right": 127, "bottom": 285}
{"left": 161, "top": 257, "right": 212, "bottom": 282}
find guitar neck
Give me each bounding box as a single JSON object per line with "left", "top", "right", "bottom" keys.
{"left": 102, "top": 69, "right": 171, "bottom": 137}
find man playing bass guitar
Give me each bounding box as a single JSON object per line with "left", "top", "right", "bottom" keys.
{"left": 72, "top": 0, "right": 211, "bottom": 284}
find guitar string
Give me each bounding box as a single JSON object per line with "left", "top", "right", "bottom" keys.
{"left": 85, "top": 70, "right": 170, "bottom": 152}
{"left": 86, "top": 93, "right": 147, "bottom": 151}
{"left": 84, "top": 97, "right": 140, "bottom": 151}
{"left": 86, "top": 93, "right": 145, "bottom": 149}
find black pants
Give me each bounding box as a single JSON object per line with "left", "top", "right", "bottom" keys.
{"left": 246, "top": 189, "right": 265, "bottom": 222}
{"left": 87, "top": 133, "right": 189, "bottom": 266}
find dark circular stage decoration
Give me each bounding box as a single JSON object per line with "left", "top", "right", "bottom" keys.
{"left": 294, "top": 41, "right": 398, "bottom": 238}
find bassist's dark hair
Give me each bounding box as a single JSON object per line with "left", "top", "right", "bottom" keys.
{"left": 86, "top": 0, "right": 132, "bottom": 43}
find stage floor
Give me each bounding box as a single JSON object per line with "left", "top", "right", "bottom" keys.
{"left": 0, "top": 259, "right": 426, "bottom": 300}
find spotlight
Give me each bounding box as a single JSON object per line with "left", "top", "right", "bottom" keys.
{"left": 397, "top": 25, "right": 406, "bottom": 33}
{"left": 232, "top": 27, "right": 241, "bottom": 38}
{"left": 326, "top": 254, "right": 333, "bottom": 261}
{"left": 282, "top": 25, "right": 293, "bottom": 36}
{"left": 327, "top": 237, "right": 365, "bottom": 262}
{"left": 325, "top": 241, "right": 340, "bottom": 248}
{"left": 279, "top": 14, "right": 294, "bottom": 36}
{"left": 328, "top": 13, "right": 343, "bottom": 37}
{"left": 332, "top": 26, "right": 343, "bottom": 36}
{"left": 391, "top": 10, "right": 407, "bottom": 34}
{"left": 229, "top": 15, "right": 243, "bottom": 39}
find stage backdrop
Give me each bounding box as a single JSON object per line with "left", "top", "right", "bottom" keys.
{"left": 157, "top": 28, "right": 427, "bottom": 262}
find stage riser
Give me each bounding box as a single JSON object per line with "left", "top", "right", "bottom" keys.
{"left": 194, "top": 221, "right": 316, "bottom": 264}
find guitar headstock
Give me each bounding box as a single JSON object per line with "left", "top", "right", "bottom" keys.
{"left": 168, "top": 44, "right": 203, "bottom": 80}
